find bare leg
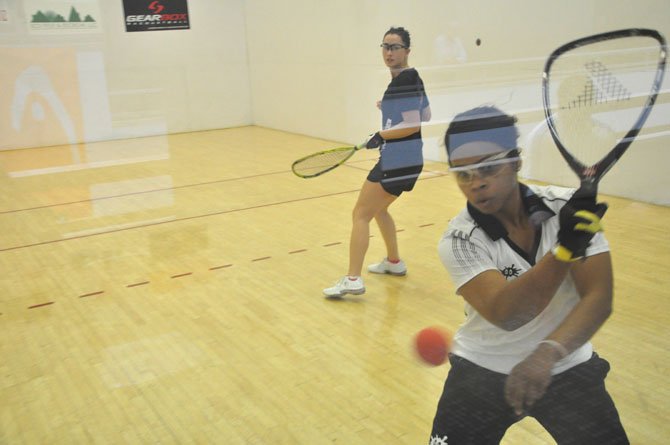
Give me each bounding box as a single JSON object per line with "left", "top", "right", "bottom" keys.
{"left": 348, "top": 180, "right": 397, "bottom": 276}
{"left": 374, "top": 205, "right": 400, "bottom": 261}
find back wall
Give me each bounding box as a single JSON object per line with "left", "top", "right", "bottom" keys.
{"left": 1, "top": 0, "right": 668, "bottom": 203}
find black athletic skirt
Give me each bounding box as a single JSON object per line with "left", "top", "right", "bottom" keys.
{"left": 367, "top": 161, "right": 423, "bottom": 196}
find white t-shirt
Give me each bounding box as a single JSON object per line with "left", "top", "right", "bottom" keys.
{"left": 438, "top": 184, "right": 609, "bottom": 375}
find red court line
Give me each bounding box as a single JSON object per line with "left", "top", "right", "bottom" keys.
{"left": 28, "top": 302, "right": 55, "bottom": 309}
{"left": 126, "top": 281, "right": 150, "bottom": 288}
{"left": 171, "top": 272, "right": 193, "bottom": 279}
{"left": 13, "top": 220, "right": 438, "bottom": 313}
{"left": 79, "top": 291, "right": 104, "bottom": 298}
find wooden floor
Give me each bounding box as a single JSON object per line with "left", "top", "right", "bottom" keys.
{"left": 1, "top": 126, "right": 669, "bottom": 444}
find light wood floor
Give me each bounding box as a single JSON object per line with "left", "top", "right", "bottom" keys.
{"left": 1, "top": 126, "right": 669, "bottom": 444}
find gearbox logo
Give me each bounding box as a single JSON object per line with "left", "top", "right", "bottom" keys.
{"left": 123, "top": 0, "right": 190, "bottom": 32}
{"left": 148, "top": 1, "right": 165, "bottom": 14}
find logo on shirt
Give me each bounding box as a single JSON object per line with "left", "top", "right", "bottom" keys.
{"left": 500, "top": 264, "right": 521, "bottom": 279}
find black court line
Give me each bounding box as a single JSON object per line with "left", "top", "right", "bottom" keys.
{"left": 1, "top": 165, "right": 447, "bottom": 253}
{"left": 0, "top": 158, "right": 378, "bottom": 215}
{"left": 0, "top": 170, "right": 288, "bottom": 214}
{"left": 0, "top": 189, "right": 360, "bottom": 252}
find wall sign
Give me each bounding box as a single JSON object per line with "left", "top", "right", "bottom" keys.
{"left": 25, "top": 0, "right": 102, "bottom": 34}
{"left": 123, "top": 0, "right": 189, "bottom": 32}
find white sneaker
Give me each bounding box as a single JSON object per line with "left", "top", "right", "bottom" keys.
{"left": 367, "top": 258, "right": 407, "bottom": 276}
{"left": 323, "top": 276, "right": 365, "bottom": 298}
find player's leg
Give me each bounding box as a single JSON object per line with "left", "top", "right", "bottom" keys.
{"left": 430, "top": 355, "right": 518, "bottom": 444}
{"left": 368, "top": 203, "right": 408, "bottom": 276}
{"left": 530, "top": 354, "right": 629, "bottom": 444}
{"left": 368, "top": 166, "right": 418, "bottom": 276}
{"left": 323, "top": 179, "right": 396, "bottom": 297}
{"left": 348, "top": 179, "right": 396, "bottom": 276}
{"left": 374, "top": 204, "right": 399, "bottom": 260}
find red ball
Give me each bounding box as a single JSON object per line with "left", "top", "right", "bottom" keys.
{"left": 414, "top": 326, "right": 451, "bottom": 366}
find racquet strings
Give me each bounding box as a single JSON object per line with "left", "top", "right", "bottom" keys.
{"left": 292, "top": 147, "right": 355, "bottom": 177}
{"left": 546, "top": 35, "right": 664, "bottom": 168}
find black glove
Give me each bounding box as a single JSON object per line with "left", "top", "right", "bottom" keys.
{"left": 362, "top": 132, "right": 384, "bottom": 149}
{"left": 554, "top": 192, "right": 608, "bottom": 262}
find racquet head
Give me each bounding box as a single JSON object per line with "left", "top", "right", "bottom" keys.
{"left": 291, "top": 145, "right": 361, "bottom": 178}
{"left": 542, "top": 28, "right": 667, "bottom": 198}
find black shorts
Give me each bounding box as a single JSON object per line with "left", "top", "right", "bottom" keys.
{"left": 367, "top": 161, "right": 422, "bottom": 197}
{"left": 430, "top": 354, "right": 629, "bottom": 444}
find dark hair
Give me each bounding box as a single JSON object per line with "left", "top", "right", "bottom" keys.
{"left": 444, "top": 106, "right": 519, "bottom": 162}
{"left": 384, "top": 26, "right": 411, "bottom": 48}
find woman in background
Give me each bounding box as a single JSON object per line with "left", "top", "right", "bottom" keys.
{"left": 323, "top": 26, "right": 430, "bottom": 298}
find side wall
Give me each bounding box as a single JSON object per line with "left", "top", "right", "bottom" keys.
{"left": 1, "top": 0, "right": 251, "bottom": 149}
{"left": 1, "top": 1, "right": 668, "bottom": 203}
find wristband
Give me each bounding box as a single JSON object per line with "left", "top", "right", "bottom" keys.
{"left": 538, "top": 340, "right": 568, "bottom": 359}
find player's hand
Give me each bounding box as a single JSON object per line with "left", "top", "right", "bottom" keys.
{"left": 554, "top": 191, "right": 608, "bottom": 262}
{"left": 361, "top": 132, "right": 384, "bottom": 149}
{"left": 504, "top": 345, "right": 558, "bottom": 416}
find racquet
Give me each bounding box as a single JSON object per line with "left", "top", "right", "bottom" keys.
{"left": 542, "top": 28, "right": 667, "bottom": 199}
{"left": 291, "top": 144, "right": 365, "bottom": 178}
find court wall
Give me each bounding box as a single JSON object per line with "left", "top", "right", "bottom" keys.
{"left": 246, "top": 0, "right": 670, "bottom": 204}
{"left": 1, "top": 0, "right": 668, "bottom": 203}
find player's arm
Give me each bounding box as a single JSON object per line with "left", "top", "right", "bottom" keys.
{"left": 504, "top": 252, "right": 612, "bottom": 415}
{"left": 545, "top": 251, "right": 613, "bottom": 352}
{"left": 361, "top": 109, "right": 421, "bottom": 148}
{"left": 379, "top": 109, "right": 421, "bottom": 140}
{"left": 459, "top": 193, "right": 607, "bottom": 331}
{"left": 458, "top": 254, "right": 572, "bottom": 331}
{"left": 421, "top": 104, "right": 432, "bottom": 122}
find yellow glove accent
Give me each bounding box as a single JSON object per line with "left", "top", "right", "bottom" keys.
{"left": 572, "top": 210, "right": 604, "bottom": 234}
{"left": 552, "top": 244, "right": 579, "bottom": 263}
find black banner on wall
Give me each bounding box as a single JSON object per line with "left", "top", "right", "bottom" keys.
{"left": 123, "top": 0, "right": 190, "bottom": 32}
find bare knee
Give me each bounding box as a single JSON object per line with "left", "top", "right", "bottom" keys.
{"left": 352, "top": 204, "right": 375, "bottom": 223}
{"left": 374, "top": 207, "right": 391, "bottom": 222}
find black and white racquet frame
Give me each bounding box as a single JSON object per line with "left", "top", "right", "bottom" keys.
{"left": 542, "top": 28, "right": 667, "bottom": 198}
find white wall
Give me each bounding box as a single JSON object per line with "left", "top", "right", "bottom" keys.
{"left": 245, "top": 0, "right": 670, "bottom": 204}
{"left": 1, "top": 0, "right": 251, "bottom": 149}
{"left": 1, "top": 0, "right": 669, "bottom": 203}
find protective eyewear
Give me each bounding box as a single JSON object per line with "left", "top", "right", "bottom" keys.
{"left": 380, "top": 43, "right": 407, "bottom": 51}
{"left": 449, "top": 151, "right": 520, "bottom": 185}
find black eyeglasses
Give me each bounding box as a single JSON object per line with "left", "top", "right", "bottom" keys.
{"left": 380, "top": 43, "right": 407, "bottom": 52}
